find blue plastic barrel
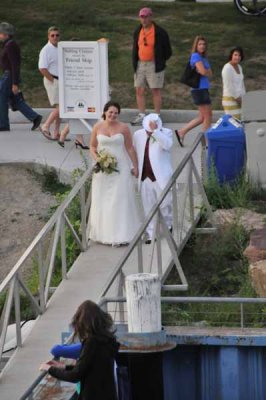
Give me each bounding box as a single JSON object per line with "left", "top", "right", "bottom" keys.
{"left": 206, "top": 114, "right": 246, "bottom": 183}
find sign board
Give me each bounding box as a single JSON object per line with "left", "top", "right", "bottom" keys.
{"left": 58, "top": 41, "right": 109, "bottom": 120}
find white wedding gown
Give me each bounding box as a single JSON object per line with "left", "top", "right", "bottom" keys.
{"left": 88, "top": 133, "right": 140, "bottom": 245}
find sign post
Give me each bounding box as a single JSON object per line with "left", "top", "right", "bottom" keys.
{"left": 58, "top": 40, "right": 109, "bottom": 134}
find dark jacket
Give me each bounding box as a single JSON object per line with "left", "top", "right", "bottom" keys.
{"left": 0, "top": 38, "right": 21, "bottom": 84}
{"left": 49, "top": 336, "right": 119, "bottom": 400}
{"left": 132, "top": 23, "right": 172, "bottom": 73}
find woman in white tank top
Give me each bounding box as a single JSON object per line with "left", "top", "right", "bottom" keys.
{"left": 222, "top": 46, "right": 246, "bottom": 120}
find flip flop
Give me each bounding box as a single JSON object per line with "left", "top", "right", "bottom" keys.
{"left": 175, "top": 130, "right": 184, "bottom": 147}
{"left": 39, "top": 126, "right": 53, "bottom": 140}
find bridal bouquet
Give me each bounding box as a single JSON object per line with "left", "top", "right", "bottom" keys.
{"left": 93, "top": 150, "right": 119, "bottom": 175}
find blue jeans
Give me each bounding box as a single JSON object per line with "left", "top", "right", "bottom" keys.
{"left": 0, "top": 72, "right": 38, "bottom": 129}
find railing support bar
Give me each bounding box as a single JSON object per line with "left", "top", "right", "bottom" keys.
{"left": 191, "top": 158, "right": 215, "bottom": 224}
{"left": 80, "top": 185, "right": 88, "bottom": 251}
{"left": 38, "top": 241, "right": 46, "bottom": 312}
{"left": 160, "top": 212, "right": 188, "bottom": 287}
{"left": 18, "top": 277, "right": 43, "bottom": 315}
{"left": 64, "top": 213, "right": 84, "bottom": 251}
{"left": 60, "top": 216, "right": 67, "bottom": 280}
{"left": 240, "top": 303, "right": 244, "bottom": 328}
{"left": 156, "top": 211, "right": 163, "bottom": 277}
{"left": 14, "top": 275, "right": 22, "bottom": 348}
{"left": 44, "top": 218, "right": 61, "bottom": 303}
{"left": 137, "top": 241, "right": 143, "bottom": 273}
{"left": 0, "top": 279, "right": 15, "bottom": 363}
{"left": 172, "top": 183, "right": 179, "bottom": 243}
{"left": 188, "top": 159, "right": 195, "bottom": 222}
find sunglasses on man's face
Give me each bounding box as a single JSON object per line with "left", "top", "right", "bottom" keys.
{"left": 50, "top": 33, "right": 60, "bottom": 38}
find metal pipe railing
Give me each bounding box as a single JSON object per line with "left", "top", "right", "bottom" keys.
{"left": 100, "top": 131, "right": 212, "bottom": 297}
{"left": 0, "top": 167, "right": 93, "bottom": 370}
{"left": 99, "top": 295, "right": 266, "bottom": 330}
{"left": 4, "top": 130, "right": 213, "bottom": 398}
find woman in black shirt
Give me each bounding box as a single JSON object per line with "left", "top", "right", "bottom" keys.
{"left": 40, "top": 300, "right": 119, "bottom": 400}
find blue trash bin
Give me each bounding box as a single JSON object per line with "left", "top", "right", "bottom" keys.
{"left": 206, "top": 114, "right": 246, "bottom": 184}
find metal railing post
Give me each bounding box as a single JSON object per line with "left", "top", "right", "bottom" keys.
{"left": 44, "top": 219, "right": 61, "bottom": 303}
{"left": 240, "top": 303, "right": 244, "bottom": 328}
{"left": 156, "top": 211, "right": 163, "bottom": 277}
{"left": 38, "top": 241, "right": 46, "bottom": 312}
{"left": 60, "top": 215, "right": 67, "bottom": 280}
{"left": 0, "top": 279, "right": 15, "bottom": 363}
{"left": 80, "top": 185, "right": 88, "bottom": 251}
{"left": 137, "top": 241, "right": 143, "bottom": 273}
{"left": 172, "top": 181, "right": 179, "bottom": 243}
{"left": 118, "top": 271, "right": 125, "bottom": 323}
{"left": 188, "top": 159, "right": 195, "bottom": 222}
{"left": 14, "top": 275, "right": 22, "bottom": 348}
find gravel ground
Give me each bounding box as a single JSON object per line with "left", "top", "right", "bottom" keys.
{"left": 0, "top": 164, "right": 57, "bottom": 283}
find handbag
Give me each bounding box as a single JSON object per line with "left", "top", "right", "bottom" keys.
{"left": 180, "top": 61, "right": 201, "bottom": 89}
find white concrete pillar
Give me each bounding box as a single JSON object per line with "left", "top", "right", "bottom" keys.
{"left": 125, "top": 273, "right": 161, "bottom": 333}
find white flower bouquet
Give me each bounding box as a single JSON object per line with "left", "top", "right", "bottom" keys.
{"left": 93, "top": 149, "right": 119, "bottom": 175}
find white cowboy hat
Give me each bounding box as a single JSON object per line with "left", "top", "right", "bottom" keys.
{"left": 142, "top": 113, "right": 162, "bottom": 132}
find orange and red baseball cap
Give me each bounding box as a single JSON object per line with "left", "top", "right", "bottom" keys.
{"left": 139, "top": 7, "right": 152, "bottom": 17}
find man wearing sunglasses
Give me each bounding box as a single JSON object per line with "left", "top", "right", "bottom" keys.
{"left": 131, "top": 8, "right": 172, "bottom": 125}
{"left": 38, "top": 26, "right": 61, "bottom": 140}
{"left": 0, "top": 22, "right": 42, "bottom": 132}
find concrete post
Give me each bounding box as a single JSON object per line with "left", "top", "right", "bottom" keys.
{"left": 125, "top": 273, "right": 161, "bottom": 333}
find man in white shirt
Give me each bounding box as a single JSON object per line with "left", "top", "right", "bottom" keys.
{"left": 38, "top": 26, "right": 61, "bottom": 140}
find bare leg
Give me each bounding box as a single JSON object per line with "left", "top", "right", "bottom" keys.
{"left": 76, "top": 134, "right": 87, "bottom": 146}
{"left": 201, "top": 104, "right": 212, "bottom": 132}
{"left": 53, "top": 116, "right": 60, "bottom": 138}
{"left": 59, "top": 123, "right": 69, "bottom": 142}
{"left": 151, "top": 88, "right": 162, "bottom": 114}
{"left": 200, "top": 104, "right": 212, "bottom": 147}
{"left": 136, "top": 87, "right": 146, "bottom": 113}
{"left": 42, "top": 107, "right": 59, "bottom": 130}
{"left": 178, "top": 112, "right": 204, "bottom": 139}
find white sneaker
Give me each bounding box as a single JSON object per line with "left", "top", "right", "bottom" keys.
{"left": 131, "top": 113, "right": 145, "bottom": 126}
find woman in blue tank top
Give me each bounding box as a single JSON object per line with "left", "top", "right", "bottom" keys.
{"left": 175, "top": 36, "right": 212, "bottom": 147}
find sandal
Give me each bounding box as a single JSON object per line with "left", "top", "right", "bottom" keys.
{"left": 175, "top": 130, "right": 184, "bottom": 147}
{"left": 57, "top": 140, "right": 65, "bottom": 148}
{"left": 39, "top": 126, "right": 53, "bottom": 140}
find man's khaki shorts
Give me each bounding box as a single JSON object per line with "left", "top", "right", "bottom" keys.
{"left": 44, "top": 77, "right": 59, "bottom": 106}
{"left": 134, "top": 61, "right": 165, "bottom": 89}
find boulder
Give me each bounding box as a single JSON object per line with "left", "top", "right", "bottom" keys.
{"left": 213, "top": 208, "right": 266, "bottom": 232}
{"left": 244, "top": 228, "right": 266, "bottom": 263}
{"left": 249, "top": 260, "right": 266, "bottom": 297}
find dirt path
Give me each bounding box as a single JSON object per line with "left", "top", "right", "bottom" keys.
{"left": 0, "top": 165, "right": 57, "bottom": 283}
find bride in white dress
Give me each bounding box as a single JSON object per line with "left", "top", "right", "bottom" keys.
{"left": 88, "top": 101, "right": 140, "bottom": 245}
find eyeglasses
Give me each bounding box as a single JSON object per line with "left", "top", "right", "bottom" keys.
{"left": 50, "top": 34, "right": 60, "bottom": 37}
{"left": 143, "top": 36, "right": 147, "bottom": 46}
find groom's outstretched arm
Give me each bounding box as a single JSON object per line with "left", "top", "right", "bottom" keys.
{"left": 152, "top": 128, "right": 173, "bottom": 151}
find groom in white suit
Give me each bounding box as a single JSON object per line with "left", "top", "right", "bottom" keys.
{"left": 133, "top": 113, "right": 173, "bottom": 243}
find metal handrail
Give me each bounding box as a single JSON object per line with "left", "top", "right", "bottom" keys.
{"left": 0, "top": 167, "right": 93, "bottom": 372}
{"left": 99, "top": 295, "right": 266, "bottom": 330}
{"left": 0, "top": 168, "right": 92, "bottom": 293}
{"left": 4, "top": 130, "right": 212, "bottom": 398}
{"left": 100, "top": 131, "right": 213, "bottom": 297}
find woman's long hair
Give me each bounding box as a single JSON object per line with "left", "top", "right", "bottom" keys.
{"left": 191, "top": 35, "right": 208, "bottom": 56}
{"left": 71, "top": 300, "right": 115, "bottom": 342}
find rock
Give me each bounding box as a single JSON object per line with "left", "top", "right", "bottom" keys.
{"left": 213, "top": 208, "right": 266, "bottom": 232}
{"left": 244, "top": 228, "right": 266, "bottom": 263}
{"left": 249, "top": 260, "right": 266, "bottom": 297}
